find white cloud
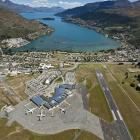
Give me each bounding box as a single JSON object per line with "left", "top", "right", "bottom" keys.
{"left": 11, "top": 0, "right": 137, "bottom": 9}
{"left": 24, "top": 0, "right": 50, "bottom": 7}
{"left": 58, "top": 1, "right": 83, "bottom": 9}
{"left": 11, "top": 0, "right": 83, "bottom": 8}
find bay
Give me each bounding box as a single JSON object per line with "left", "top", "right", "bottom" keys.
{"left": 13, "top": 12, "right": 120, "bottom": 52}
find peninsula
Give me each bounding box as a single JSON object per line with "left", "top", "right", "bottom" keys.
{"left": 0, "top": 6, "right": 54, "bottom": 48}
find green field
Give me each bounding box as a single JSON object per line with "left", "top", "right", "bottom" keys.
{"left": 76, "top": 64, "right": 113, "bottom": 122}
{"left": 105, "top": 64, "right": 140, "bottom": 140}
{"left": 76, "top": 63, "right": 140, "bottom": 140}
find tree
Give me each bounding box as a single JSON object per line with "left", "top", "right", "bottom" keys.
{"left": 137, "top": 74, "right": 140, "bottom": 82}
{"left": 130, "top": 82, "right": 135, "bottom": 87}
{"left": 125, "top": 72, "right": 129, "bottom": 79}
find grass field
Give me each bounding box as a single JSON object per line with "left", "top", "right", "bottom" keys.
{"left": 101, "top": 63, "right": 140, "bottom": 140}
{"left": 0, "top": 73, "right": 39, "bottom": 110}
{"left": 5, "top": 73, "right": 39, "bottom": 100}
{"left": 76, "top": 64, "right": 113, "bottom": 122}
{"left": 76, "top": 63, "right": 140, "bottom": 140}
{"left": 0, "top": 87, "right": 17, "bottom": 109}
{"left": 0, "top": 119, "right": 100, "bottom": 140}
{"left": 108, "top": 64, "right": 140, "bottom": 108}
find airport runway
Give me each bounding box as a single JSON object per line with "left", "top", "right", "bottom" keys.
{"left": 96, "top": 69, "right": 132, "bottom": 140}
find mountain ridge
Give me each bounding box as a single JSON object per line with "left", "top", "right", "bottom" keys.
{"left": 0, "top": 5, "right": 53, "bottom": 47}
{"left": 0, "top": 0, "right": 64, "bottom": 13}
{"left": 57, "top": 0, "right": 140, "bottom": 48}
{"left": 56, "top": 0, "right": 132, "bottom": 17}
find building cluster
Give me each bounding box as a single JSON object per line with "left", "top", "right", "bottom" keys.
{"left": 25, "top": 71, "right": 61, "bottom": 96}
{"left": 1, "top": 38, "right": 30, "bottom": 48}
{"left": 24, "top": 70, "right": 76, "bottom": 120}
{"left": 30, "top": 84, "right": 74, "bottom": 110}
{"left": 0, "top": 46, "right": 139, "bottom": 77}
{"left": 64, "top": 47, "right": 139, "bottom": 62}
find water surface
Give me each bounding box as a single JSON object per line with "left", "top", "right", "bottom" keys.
{"left": 13, "top": 12, "right": 120, "bottom": 52}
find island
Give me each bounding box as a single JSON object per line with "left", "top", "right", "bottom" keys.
{"left": 41, "top": 17, "right": 55, "bottom": 20}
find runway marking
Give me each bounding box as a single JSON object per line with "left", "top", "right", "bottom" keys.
{"left": 100, "top": 73, "right": 103, "bottom": 77}
{"left": 117, "top": 110, "right": 123, "bottom": 121}
{"left": 102, "top": 87, "right": 105, "bottom": 91}
{"left": 111, "top": 110, "right": 117, "bottom": 121}
{"left": 106, "top": 87, "right": 109, "bottom": 91}
{"left": 96, "top": 69, "right": 133, "bottom": 140}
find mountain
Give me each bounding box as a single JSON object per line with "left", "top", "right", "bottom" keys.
{"left": 0, "top": 0, "right": 64, "bottom": 13}
{"left": 0, "top": 5, "right": 53, "bottom": 43}
{"left": 57, "top": 0, "right": 131, "bottom": 17}
{"left": 114, "top": 0, "right": 131, "bottom": 7}
{"left": 0, "top": 0, "right": 33, "bottom": 12}
{"left": 33, "top": 7, "right": 64, "bottom": 13}
{"left": 133, "top": 0, "right": 140, "bottom": 7}
{"left": 57, "top": 0, "right": 140, "bottom": 48}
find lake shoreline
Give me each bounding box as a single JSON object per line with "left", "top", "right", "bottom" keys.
{"left": 7, "top": 12, "right": 121, "bottom": 53}
{"left": 62, "top": 17, "right": 132, "bottom": 51}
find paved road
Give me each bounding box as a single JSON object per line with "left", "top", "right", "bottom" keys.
{"left": 96, "top": 69, "right": 132, "bottom": 140}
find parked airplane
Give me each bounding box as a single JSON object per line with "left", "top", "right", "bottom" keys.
{"left": 57, "top": 106, "right": 66, "bottom": 114}
{"left": 25, "top": 107, "right": 37, "bottom": 115}
{"left": 37, "top": 109, "right": 46, "bottom": 121}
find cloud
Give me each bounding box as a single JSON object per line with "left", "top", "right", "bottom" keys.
{"left": 11, "top": 0, "right": 138, "bottom": 9}
{"left": 24, "top": 0, "right": 50, "bottom": 7}
{"left": 11, "top": 0, "right": 83, "bottom": 8}
{"left": 58, "top": 1, "right": 82, "bottom": 9}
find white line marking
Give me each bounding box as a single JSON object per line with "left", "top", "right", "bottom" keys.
{"left": 108, "top": 66, "right": 140, "bottom": 113}
{"left": 117, "top": 110, "right": 123, "bottom": 121}
{"left": 111, "top": 110, "right": 117, "bottom": 121}
{"left": 102, "top": 87, "right": 105, "bottom": 91}
{"left": 106, "top": 87, "right": 109, "bottom": 91}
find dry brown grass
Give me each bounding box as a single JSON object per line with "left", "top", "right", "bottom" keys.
{"left": 0, "top": 87, "right": 17, "bottom": 108}
{"left": 5, "top": 73, "right": 37, "bottom": 100}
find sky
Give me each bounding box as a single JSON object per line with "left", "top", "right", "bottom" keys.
{"left": 11, "top": 0, "right": 138, "bottom": 9}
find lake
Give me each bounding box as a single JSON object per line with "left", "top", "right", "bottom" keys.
{"left": 14, "top": 12, "right": 120, "bottom": 52}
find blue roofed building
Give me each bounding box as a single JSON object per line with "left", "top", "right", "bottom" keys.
{"left": 40, "top": 95, "right": 53, "bottom": 109}
{"left": 30, "top": 95, "right": 45, "bottom": 107}
{"left": 43, "top": 102, "right": 52, "bottom": 109}
{"left": 30, "top": 85, "right": 72, "bottom": 109}
{"left": 52, "top": 94, "right": 65, "bottom": 103}
{"left": 48, "top": 99, "right": 58, "bottom": 107}
{"left": 59, "top": 84, "right": 75, "bottom": 90}
{"left": 54, "top": 87, "right": 65, "bottom": 96}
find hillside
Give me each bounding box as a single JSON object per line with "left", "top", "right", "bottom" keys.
{"left": 0, "top": 6, "right": 53, "bottom": 42}
{"left": 57, "top": 0, "right": 131, "bottom": 17}
{"left": 0, "top": 0, "right": 64, "bottom": 13}
{"left": 57, "top": 0, "right": 140, "bottom": 48}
